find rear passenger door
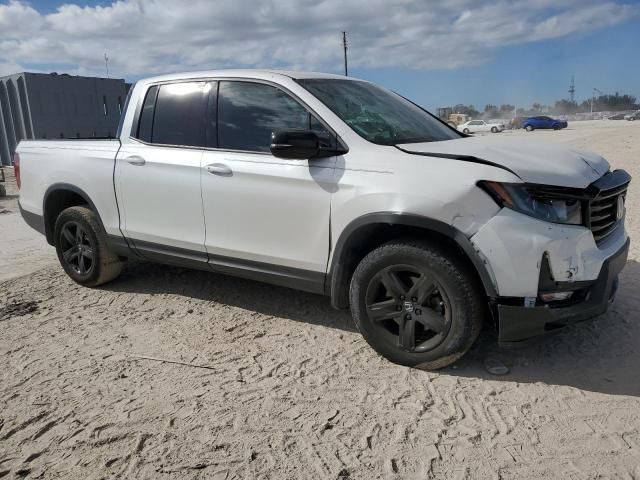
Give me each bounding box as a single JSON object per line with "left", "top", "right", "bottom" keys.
{"left": 115, "top": 81, "right": 215, "bottom": 260}
{"left": 200, "top": 80, "right": 337, "bottom": 286}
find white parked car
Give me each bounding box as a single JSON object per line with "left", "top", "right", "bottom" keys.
{"left": 16, "top": 70, "right": 630, "bottom": 369}
{"left": 624, "top": 111, "right": 640, "bottom": 121}
{"left": 458, "top": 120, "right": 505, "bottom": 134}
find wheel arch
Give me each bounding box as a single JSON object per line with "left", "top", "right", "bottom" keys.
{"left": 327, "top": 212, "right": 497, "bottom": 309}
{"left": 43, "top": 183, "right": 104, "bottom": 245}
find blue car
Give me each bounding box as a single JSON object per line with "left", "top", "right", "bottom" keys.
{"left": 523, "top": 116, "right": 568, "bottom": 131}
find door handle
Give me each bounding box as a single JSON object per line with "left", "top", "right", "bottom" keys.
{"left": 205, "top": 163, "right": 233, "bottom": 176}
{"left": 126, "top": 156, "right": 146, "bottom": 166}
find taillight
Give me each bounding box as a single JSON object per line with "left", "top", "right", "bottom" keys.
{"left": 13, "top": 152, "right": 21, "bottom": 189}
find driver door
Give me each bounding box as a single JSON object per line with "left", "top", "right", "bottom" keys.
{"left": 200, "top": 80, "right": 338, "bottom": 288}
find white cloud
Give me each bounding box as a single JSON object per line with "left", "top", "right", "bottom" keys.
{"left": 0, "top": 0, "right": 636, "bottom": 78}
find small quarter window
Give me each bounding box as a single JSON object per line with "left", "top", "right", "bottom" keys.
{"left": 136, "top": 85, "right": 158, "bottom": 143}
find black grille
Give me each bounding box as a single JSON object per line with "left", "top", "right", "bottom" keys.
{"left": 587, "top": 175, "right": 629, "bottom": 245}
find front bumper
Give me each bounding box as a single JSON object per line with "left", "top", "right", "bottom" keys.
{"left": 470, "top": 207, "right": 627, "bottom": 298}
{"left": 496, "top": 237, "right": 629, "bottom": 344}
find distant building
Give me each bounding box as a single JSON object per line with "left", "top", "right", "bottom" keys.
{"left": 0, "top": 72, "right": 129, "bottom": 166}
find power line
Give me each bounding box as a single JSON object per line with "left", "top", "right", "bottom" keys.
{"left": 342, "top": 32, "right": 348, "bottom": 76}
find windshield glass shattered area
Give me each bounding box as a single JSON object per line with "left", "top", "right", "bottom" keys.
{"left": 297, "top": 78, "right": 461, "bottom": 145}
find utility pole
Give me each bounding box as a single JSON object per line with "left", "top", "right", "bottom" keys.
{"left": 591, "top": 87, "right": 603, "bottom": 114}
{"left": 104, "top": 53, "right": 110, "bottom": 78}
{"left": 342, "top": 32, "right": 348, "bottom": 76}
{"left": 568, "top": 75, "right": 575, "bottom": 103}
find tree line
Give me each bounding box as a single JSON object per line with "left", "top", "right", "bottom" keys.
{"left": 450, "top": 92, "right": 639, "bottom": 118}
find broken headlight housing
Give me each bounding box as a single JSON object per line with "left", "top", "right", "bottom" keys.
{"left": 479, "top": 181, "right": 583, "bottom": 225}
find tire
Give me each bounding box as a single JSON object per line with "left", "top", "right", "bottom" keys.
{"left": 54, "top": 206, "right": 123, "bottom": 287}
{"left": 491, "top": 126, "right": 498, "bottom": 133}
{"left": 462, "top": 128, "right": 470, "bottom": 134}
{"left": 525, "top": 125, "right": 534, "bottom": 132}
{"left": 553, "top": 124, "right": 560, "bottom": 130}
{"left": 0, "top": 184, "right": 5, "bottom": 197}
{"left": 349, "top": 240, "right": 484, "bottom": 370}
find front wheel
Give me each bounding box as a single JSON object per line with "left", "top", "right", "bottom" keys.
{"left": 54, "top": 206, "right": 123, "bottom": 287}
{"left": 349, "top": 240, "right": 484, "bottom": 369}
{"left": 553, "top": 124, "right": 560, "bottom": 130}
{"left": 491, "top": 127, "right": 498, "bottom": 133}
{"left": 525, "top": 125, "right": 534, "bottom": 132}
{"left": 462, "top": 128, "right": 470, "bottom": 134}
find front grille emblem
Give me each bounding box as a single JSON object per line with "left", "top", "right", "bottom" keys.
{"left": 404, "top": 301, "right": 414, "bottom": 312}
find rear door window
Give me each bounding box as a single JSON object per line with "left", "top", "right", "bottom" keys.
{"left": 151, "top": 82, "right": 214, "bottom": 147}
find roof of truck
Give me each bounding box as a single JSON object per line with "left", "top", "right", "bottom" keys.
{"left": 140, "top": 69, "right": 357, "bottom": 84}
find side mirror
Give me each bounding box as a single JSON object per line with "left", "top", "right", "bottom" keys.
{"left": 270, "top": 130, "right": 347, "bottom": 160}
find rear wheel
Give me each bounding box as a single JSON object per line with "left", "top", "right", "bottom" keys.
{"left": 54, "top": 206, "right": 123, "bottom": 287}
{"left": 349, "top": 240, "right": 484, "bottom": 369}
{"left": 463, "top": 128, "right": 470, "bottom": 134}
{"left": 525, "top": 125, "right": 534, "bottom": 132}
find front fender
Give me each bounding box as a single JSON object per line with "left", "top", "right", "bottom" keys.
{"left": 327, "top": 212, "right": 499, "bottom": 309}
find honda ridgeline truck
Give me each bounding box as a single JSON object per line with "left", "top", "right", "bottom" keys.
{"left": 16, "top": 70, "right": 631, "bottom": 369}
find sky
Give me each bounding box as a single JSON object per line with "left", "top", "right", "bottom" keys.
{"left": 1, "top": 0, "right": 639, "bottom": 111}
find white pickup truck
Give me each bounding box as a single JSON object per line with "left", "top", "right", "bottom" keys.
{"left": 16, "top": 70, "right": 630, "bottom": 369}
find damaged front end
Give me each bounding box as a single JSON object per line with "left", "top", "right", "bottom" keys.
{"left": 470, "top": 169, "right": 631, "bottom": 344}
{"left": 495, "top": 238, "right": 628, "bottom": 344}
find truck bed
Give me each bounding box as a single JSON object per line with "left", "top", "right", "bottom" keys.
{"left": 17, "top": 139, "right": 123, "bottom": 239}
{"left": 18, "top": 139, "right": 121, "bottom": 153}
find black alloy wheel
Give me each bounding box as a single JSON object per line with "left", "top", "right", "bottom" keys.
{"left": 349, "top": 240, "right": 484, "bottom": 369}
{"left": 59, "top": 221, "right": 95, "bottom": 276}
{"left": 54, "top": 206, "right": 123, "bottom": 286}
{"left": 365, "top": 265, "right": 451, "bottom": 353}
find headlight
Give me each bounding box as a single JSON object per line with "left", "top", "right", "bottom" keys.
{"left": 479, "top": 181, "right": 583, "bottom": 225}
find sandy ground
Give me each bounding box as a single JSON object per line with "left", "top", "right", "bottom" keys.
{"left": 1, "top": 120, "right": 640, "bottom": 479}
{"left": 0, "top": 169, "right": 56, "bottom": 282}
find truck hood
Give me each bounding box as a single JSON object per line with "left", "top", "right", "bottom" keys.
{"left": 397, "top": 135, "right": 609, "bottom": 188}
